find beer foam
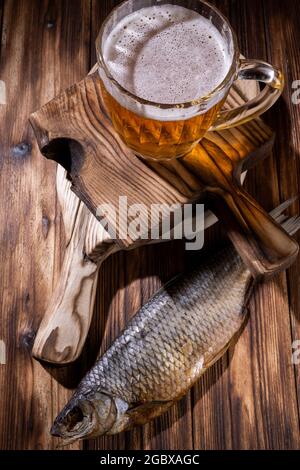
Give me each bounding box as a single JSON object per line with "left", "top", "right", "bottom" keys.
{"left": 103, "top": 4, "right": 231, "bottom": 105}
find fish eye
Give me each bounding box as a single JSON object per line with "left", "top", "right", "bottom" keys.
{"left": 65, "top": 406, "right": 85, "bottom": 431}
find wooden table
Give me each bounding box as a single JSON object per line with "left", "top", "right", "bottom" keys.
{"left": 0, "top": 0, "right": 300, "bottom": 450}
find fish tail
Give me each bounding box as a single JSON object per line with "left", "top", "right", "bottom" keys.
{"left": 270, "top": 197, "right": 300, "bottom": 236}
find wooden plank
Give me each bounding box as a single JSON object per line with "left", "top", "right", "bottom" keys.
{"left": 193, "top": 0, "right": 300, "bottom": 450}
{"left": 0, "top": 0, "right": 91, "bottom": 450}
{"left": 0, "top": 1, "right": 3, "bottom": 50}
{"left": 229, "top": 0, "right": 300, "bottom": 449}
{"left": 262, "top": 0, "right": 300, "bottom": 437}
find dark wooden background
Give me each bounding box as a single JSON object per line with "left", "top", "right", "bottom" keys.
{"left": 0, "top": 0, "right": 300, "bottom": 450}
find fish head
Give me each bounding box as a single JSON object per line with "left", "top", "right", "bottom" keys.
{"left": 51, "top": 391, "right": 117, "bottom": 444}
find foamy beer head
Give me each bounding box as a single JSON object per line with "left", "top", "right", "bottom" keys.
{"left": 97, "top": 1, "right": 236, "bottom": 160}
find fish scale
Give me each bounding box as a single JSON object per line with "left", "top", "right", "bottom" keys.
{"left": 75, "top": 245, "right": 249, "bottom": 406}
{"left": 51, "top": 205, "right": 300, "bottom": 442}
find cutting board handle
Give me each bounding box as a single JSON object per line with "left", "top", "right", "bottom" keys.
{"left": 208, "top": 181, "right": 299, "bottom": 278}
{"left": 32, "top": 238, "right": 100, "bottom": 364}
{"left": 182, "top": 143, "right": 299, "bottom": 279}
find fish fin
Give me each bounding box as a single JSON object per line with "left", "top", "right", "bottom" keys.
{"left": 269, "top": 197, "right": 298, "bottom": 220}
{"left": 203, "top": 313, "right": 249, "bottom": 371}
{"left": 269, "top": 197, "right": 300, "bottom": 236}
{"left": 203, "top": 341, "right": 232, "bottom": 370}
{"left": 281, "top": 216, "right": 300, "bottom": 237}
{"left": 126, "top": 400, "right": 174, "bottom": 427}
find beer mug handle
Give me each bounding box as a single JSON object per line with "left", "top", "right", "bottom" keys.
{"left": 210, "top": 59, "right": 284, "bottom": 131}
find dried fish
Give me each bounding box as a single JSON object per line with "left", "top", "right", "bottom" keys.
{"left": 51, "top": 201, "right": 300, "bottom": 443}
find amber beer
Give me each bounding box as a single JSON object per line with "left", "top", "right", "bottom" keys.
{"left": 100, "top": 82, "right": 223, "bottom": 160}
{"left": 98, "top": 3, "right": 231, "bottom": 160}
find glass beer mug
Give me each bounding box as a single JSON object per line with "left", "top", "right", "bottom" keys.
{"left": 96, "top": 0, "right": 283, "bottom": 161}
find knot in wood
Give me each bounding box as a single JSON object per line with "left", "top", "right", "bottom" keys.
{"left": 12, "top": 142, "right": 32, "bottom": 158}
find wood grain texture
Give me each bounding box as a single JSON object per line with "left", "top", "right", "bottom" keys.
{"left": 32, "top": 166, "right": 117, "bottom": 364}
{"left": 262, "top": 0, "right": 300, "bottom": 436}
{"left": 0, "top": 0, "right": 300, "bottom": 451}
{"left": 32, "top": 78, "right": 277, "bottom": 366}
{"left": 191, "top": 0, "right": 300, "bottom": 450}
{"left": 0, "top": 0, "right": 92, "bottom": 450}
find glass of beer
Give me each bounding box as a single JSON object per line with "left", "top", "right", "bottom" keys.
{"left": 96, "top": 0, "right": 283, "bottom": 161}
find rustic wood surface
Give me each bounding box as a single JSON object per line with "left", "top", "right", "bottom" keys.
{"left": 0, "top": 0, "right": 299, "bottom": 450}
{"left": 31, "top": 79, "right": 278, "bottom": 366}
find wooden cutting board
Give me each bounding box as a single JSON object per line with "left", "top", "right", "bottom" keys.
{"left": 30, "top": 68, "right": 299, "bottom": 285}
{"left": 29, "top": 71, "right": 270, "bottom": 250}
{"left": 30, "top": 75, "right": 287, "bottom": 365}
